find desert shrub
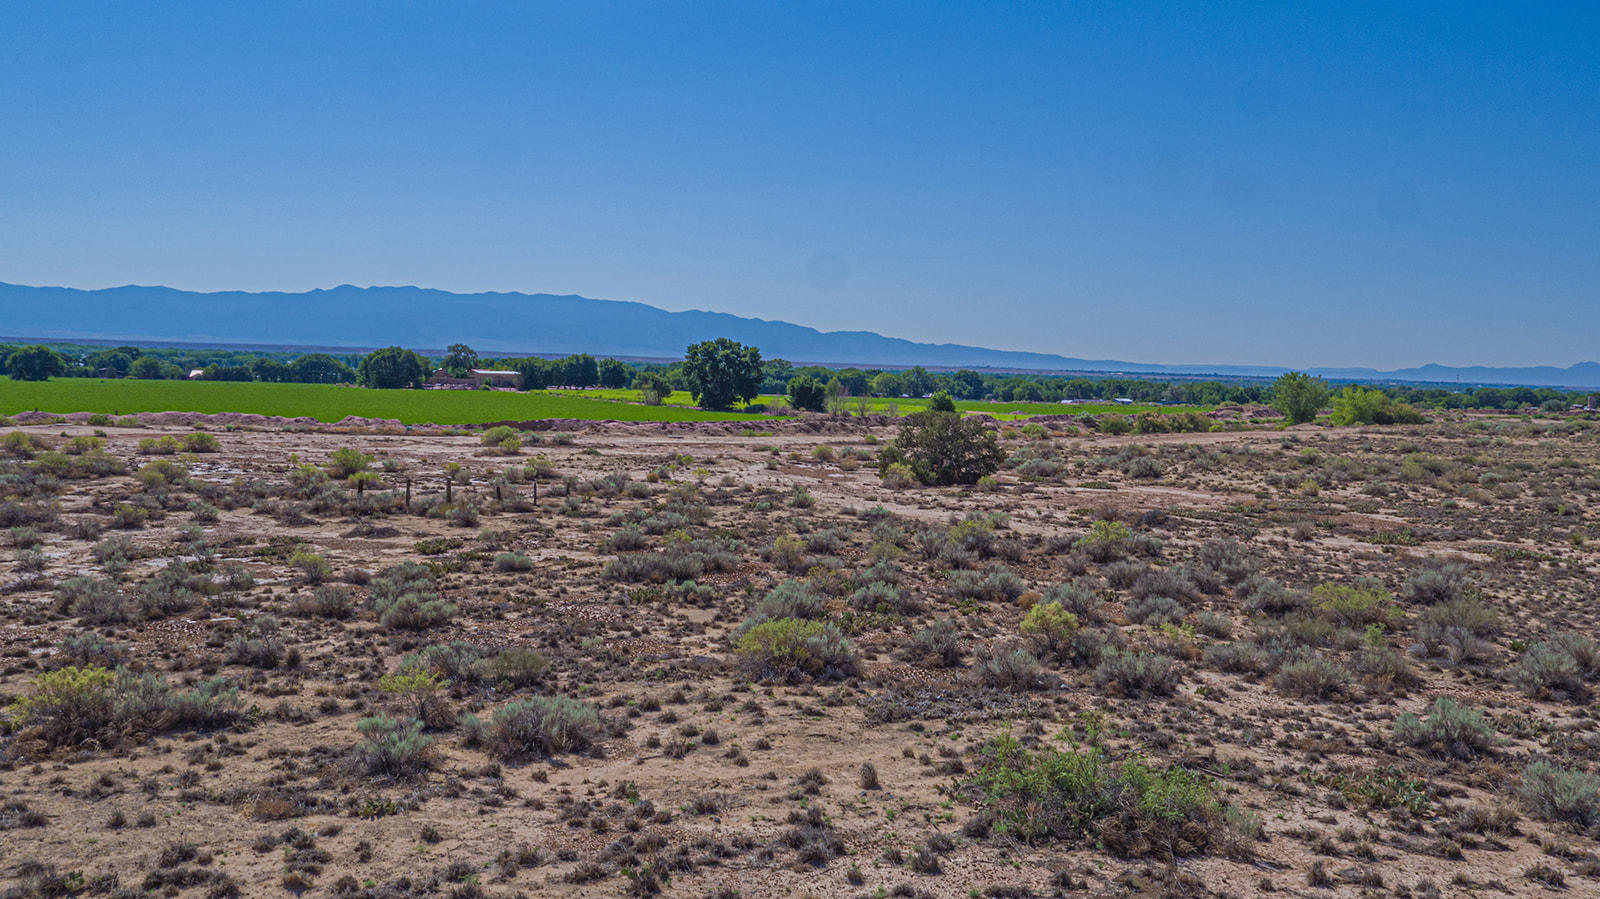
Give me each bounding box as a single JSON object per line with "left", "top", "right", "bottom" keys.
{"left": 881, "top": 462, "right": 918, "bottom": 489}
{"left": 1094, "top": 650, "right": 1180, "bottom": 697}
{"left": 1313, "top": 581, "right": 1402, "bottom": 628}
{"left": 1356, "top": 641, "right": 1421, "bottom": 691}
{"left": 290, "top": 584, "right": 354, "bottom": 619}
{"left": 370, "top": 562, "right": 455, "bottom": 630}
{"left": 1125, "top": 594, "right": 1186, "bottom": 626}
{"left": 1237, "top": 575, "right": 1309, "bottom": 616}
{"left": 1044, "top": 579, "right": 1105, "bottom": 621}
{"left": 289, "top": 550, "right": 332, "bottom": 585}
{"left": 481, "top": 426, "right": 521, "bottom": 448}
{"left": 1551, "top": 631, "right": 1600, "bottom": 677}
{"left": 949, "top": 567, "right": 1025, "bottom": 603}
{"left": 1074, "top": 520, "right": 1133, "bottom": 563}
{"left": 326, "top": 447, "right": 374, "bottom": 479}
{"left": 1205, "top": 641, "right": 1268, "bottom": 675}
{"left": 1401, "top": 564, "right": 1471, "bottom": 606}
{"left": 1274, "top": 656, "right": 1349, "bottom": 700}
{"left": 1416, "top": 598, "right": 1497, "bottom": 664}
{"left": 54, "top": 633, "right": 125, "bottom": 669}
{"left": 475, "top": 648, "right": 549, "bottom": 688}
{"left": 905, "top": 620, "right": 965, "bottom": 668}
{"left": 1196, "top": 539, "right": 1255, "bottom": 585}
{"left": 1130, "top": 567, "right": 1200, "bottom": 603}
{"left": 735, "top": 619, "right": 859, "bottom": 683}
{"left": 225, "top": 618, "right": 286, "bottom": 669}
{"left": 6, "top": 666, "right": 116, "bottom": 744}
{"left": 969, "top": 732, "right": 1224, "bottom": 858}
{"left": 418, "top": 642, "right": 484, "bottom": 682}
{"left": 737, "top": 580, "right": 825, "bottom": 635}
{"left": 467, "top": 696, "right": 604, "bottom": 760}
{"left": 1513, "top": 642, "right": 1587, "bottom": 697}
{"left": 5, "top": 667, "right": 239, "bottom": 745}
{"left": 1517, "top": 761, "right": 1600, "bottom": 829}
{"left": 1102, "top": 559, "right": 1146, "bottom": 589}
{"left": 136, "top": 436, "right": 179, "bottom": 455}
{"left": 1020, "top": 602, "right": 1078, "bottom": 657}
{"left": 180, "top": 432, "right": 220, "bottom": 453}
{"left": 493, "top": 551, "right": 535, "bottom": 572}
{"left": 165, "top": 677, "right": 244, "bottom": 728}
{"left": 973, "top": 642, "right": 1049, "bottom": 691}
{"left": 848, "top": 581, "right": 918, "bottom": 615}
{"left": 606, "top": 526, "right": 648, "bottom": 553}
{"left": 135, "top": 459, "right": 189, "bottom": 488}
{"left": 1122, "top": 456, "right": 1163, "bottom": 480}
{"left": 1393, "top": 697, "right": 1496, "bottom": 759}
{"left": 358, "top": 715, "right": 434, "bottom": 778}
{"left": 56, "top": 577, "right": 134, "bottom": 624}
{"left": 378, "top": 665, "right": 447, "bottom": 720}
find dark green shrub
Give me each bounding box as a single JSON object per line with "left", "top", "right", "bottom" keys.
{"left": 493, "top": 551, "right": 534, "bottom": 572}
{"left": 877, "top": 411, "right": 1004, "bottom": 486}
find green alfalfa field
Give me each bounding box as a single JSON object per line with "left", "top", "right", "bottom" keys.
{"left": 0, "top": 378, "right": 769, "bottom": 425}
{"left": 1, "top": 378, "right": 1215, "bottom": 425}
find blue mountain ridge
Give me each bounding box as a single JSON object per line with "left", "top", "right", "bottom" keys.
{"left": 3, "top": 282, "right": 1598, "bottom": 389}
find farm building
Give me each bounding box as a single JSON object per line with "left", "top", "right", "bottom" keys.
{"left": 424, "top": 368, "right": 524, "bottom": 390}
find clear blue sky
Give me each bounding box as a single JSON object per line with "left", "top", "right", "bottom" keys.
{"left": 2, "top": 2, "right": 1596, "bottom": 369}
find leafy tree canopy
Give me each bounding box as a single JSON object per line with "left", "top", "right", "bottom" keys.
{"left": 683, "top": 338, "right": 763, "bottom": 411}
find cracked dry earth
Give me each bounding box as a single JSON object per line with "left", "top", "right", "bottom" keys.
{"left": 2, "top": 413, "right": 1599, "bottom": 898}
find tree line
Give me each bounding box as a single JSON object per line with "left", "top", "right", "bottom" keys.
{"left": 4, "top": 340, "right": 1593, "bottom": 414}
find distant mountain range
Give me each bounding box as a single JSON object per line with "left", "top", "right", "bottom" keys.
{"left": 3, "top": 281, "right": 1599, "bottom": 389}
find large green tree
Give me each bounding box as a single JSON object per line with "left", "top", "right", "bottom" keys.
{"left": 598, "top": 358, "right": 632, "bottom": 389}
{"left": 442, "top": 344, "right": 479, "bottom": 377}
{"left": 289, "top": 353, "right": 356, "bottom": 384}
{"left": 1271, "top": 371, "right": 1329, "bottom": 424}
{"left": 683, "top": 339, "right": 763, "bottom": 411}
{"left": 787, "top": 375, "right": 827, "bottom": 412}
{"left": 358, "top": 346, "right": 430, "bottom": 389}
{"left": 6, "top": 345, "right": 66, "bottom": 381}
{"left": 877, "top": 410, "right": 1004, "bottom": 486}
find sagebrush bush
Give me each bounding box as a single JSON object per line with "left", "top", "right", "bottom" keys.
{"left": 1044, "top": 579, "right": 1104, "bottom": 621}
{"left": 1074, "top": 520, "right": 1133, "bottom": 563}
{"left": 466, "top": 696, "right": 604, "bottom": 760}
{"left": 1401, "top": 563, "right": 1471, "bottom": 605}
{"left": 1094, "top": 650, "right": 1180, "bottom": 697}
{"left": 358, "top": 715, "right": 434, "bottom": 777}
{"left": 737, "top": 579, "right": 825, "bottom": 636}
{"left": 973, "top": 642, "right": 1048, "bottom": 691}
{"left": 1513, "top": 642, "right": 1587, "bottom": 697}
{"left": 475, "top": 647, "right": 549, "bottom": 687}
{"left": 56, "top": 577, "right": 133, "bottom": 624}
{"left": 6, "top": 667, "right": 241, "bottom": 746}
{"left": 905, "top": 619, "right": 965, "bottom": 668}
{"left": 369, "top": 562, "right": 455, "bottom": 630}
{"left": 1313, "top": 581, "right": 1402, "bottom": 628}
{"left": 290, "top": 584, "right": 353, "bottom": 619}
{"left": 1238, "top": 575, "right": 1308, "bottom": 616}
{"left": 736, "top": 618, "right": 859, "bottom": 683}
{"left": 1274, "top": 656, "right": 1349, "bottom": 700}
{"left": 1125, "top": 594, "right": 1186, "bottom": 626}
{"left": 1130, "top": 567, "right": 1200, "bottom": 603}
{"left": 848, "top": 580, "right": 919, "bottom": 615}
{"left": 1393, "top": 697, "right": 1496, "bottom": 759}
{"left": 493, "top": 551, "right": 535, "bottom": 572}
{"left": 1518, "top": 761, "right": 1600, "bottom": 829}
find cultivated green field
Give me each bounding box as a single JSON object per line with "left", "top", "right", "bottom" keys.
{"left": 562, "top": 388, "right": 1211, "bottom": 420}
{"left": 0, "top": 378, "right": 770, "bottom": 425}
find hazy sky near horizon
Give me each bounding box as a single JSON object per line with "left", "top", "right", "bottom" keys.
{"left": 2, "top": 3, "right": 1596, "bottom": 369}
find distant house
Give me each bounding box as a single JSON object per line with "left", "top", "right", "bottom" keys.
{"left": 188, "top": 369, "right": 205, "bottom": 380}
{"left": 424, "top": 368, "right": 524, "bottom": 390}
{"left": 1113, "top": 397, "right": 1134, "bottom": 405}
